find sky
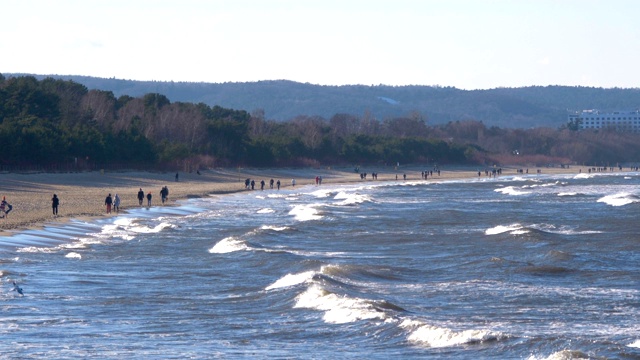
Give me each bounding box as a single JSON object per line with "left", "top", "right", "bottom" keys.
{"left": 2, "top": 0, "right": 640, "bottom": 90}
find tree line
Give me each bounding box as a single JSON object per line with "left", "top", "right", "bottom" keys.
{"left": 1, "top": 74, "right": 639, "bottom": 171}
{"left": 11, "top": 75, "right": 640, "bottom": 129}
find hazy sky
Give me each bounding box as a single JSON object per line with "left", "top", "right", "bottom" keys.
{"left": 2, "top": 0, "right": 639, "bottom": 89}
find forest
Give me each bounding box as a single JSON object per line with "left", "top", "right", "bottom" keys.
{"left": 10, "top": 74, "right": 640, "bottom": 129}
{"left": 1, "top": 74, "right": 640, "bottom": 172}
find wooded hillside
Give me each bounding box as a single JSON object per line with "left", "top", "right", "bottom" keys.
{"left": 2, "top": 74, "right": 639, "bottom": 171}
{"left": 8, "top": 73, "right": 640, "bottom": 129}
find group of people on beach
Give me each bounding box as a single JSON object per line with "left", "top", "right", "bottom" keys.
{"left": 106, "top": 186, "right": 169, "bottom": 214}
{"left": 103, "top": 193, "right": 122, "bottom": 214}
{"left": 42, "top": 186, "right": 171, "bottom": 217}
{"left": 244, "top": 178, "right": 285, "bottom": 190}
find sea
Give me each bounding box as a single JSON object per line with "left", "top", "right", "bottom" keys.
{"left": 1, "top": 170, "right": 638, "bottom": 359}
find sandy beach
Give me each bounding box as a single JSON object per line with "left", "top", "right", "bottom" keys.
{"left": 0, "top": 165, "right": 589, "bottom": 237}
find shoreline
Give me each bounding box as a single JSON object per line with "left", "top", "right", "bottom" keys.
{"left": 0, "top": 165, "right": 604, "bottom": 239}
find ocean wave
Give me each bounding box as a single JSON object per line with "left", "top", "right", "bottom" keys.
{"left": 96, "top": 218, "right": 174, "bottom": 241}
{"left": 309, "top": 189, "right": 335, "bottom": 198}
{"left": 527, "top": 349, "right": 591, "bottom": 360}
{"left": 557, "top": 192, "right": 579, "bottom": 197}
{"left": 208, "top": 236, "right": 249, "bottom": 254}
{"left": 494, "top": 186, "right": 532, "bottom": 196}
{"left": 333, "top": 191, "right": 372, "bottom": 206}
{"left": 265, "top": 270, "right": 316, "bottom": 291}
{"left": 485, "top": 223, "right": 601, "bottom": 236}
{"left": 65, "top": 252, "right": 82, "bottom": 259}
{"left": 485, "top": 224, "right": 526, "bottom": 235}
{"left": 294, "top": 283, "right": 391, "bottom": 324}
{"left": 16, "top": 237, "right": 102, "bottom": 253}
{"left": 272, "top": 267, "right": 506, "bottom": 349}
{"left": 597, "top": 192, "right": 640, "bottom": 206}
{"left": 260, "top": 225, "right": 291, "bottom": 232}
{"left": 289, "top": 204, "right": 323, "bottom": 221}
{"left": 256, "top": 208, "right": 275, "bottom": 214}
{"left": 629, "top": 339, "right": 640, "bottom": 348}
{"left": 524, "top": 181, "right": 565, "bottom": 189}
{"left": 400, "top": 319, "right": 502, "bottom": 348}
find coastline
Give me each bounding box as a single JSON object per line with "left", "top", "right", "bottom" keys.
{"left": 0, "top": 165, "right": 593, "bottom": 238}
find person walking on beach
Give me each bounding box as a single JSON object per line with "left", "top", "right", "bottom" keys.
{"left": 113, "top": 193, "right": 121, "bottom": 213}
{"left": 160, "top": 186, "right": 168, "bottom": 204}
{"left": 291, "top": 179, "right": 296, "bottom": 187}
{"left": 1, "top": 197, "right": 12, "bottom": 218}
{"left": 146, "top": 192, "right": 152, "bottom": 207}
{"left": 52, "top": 194, "right": 59, "bottom": 216}
{"left": 276, "top": 179, "right": 281, "bottom": 190}
{"left": 105, "top": 193, "right": 113, "bottom": 214}
{"left": 137, "top": 188, "right": 144, "bottom": 206}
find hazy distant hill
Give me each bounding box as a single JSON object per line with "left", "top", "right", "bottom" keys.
{"left": 7, "top": 73, "right": 640, "bottom": 128}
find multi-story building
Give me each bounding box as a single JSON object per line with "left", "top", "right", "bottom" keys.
{"left": 568, "top": 109, "right": 640, "bottom": 132}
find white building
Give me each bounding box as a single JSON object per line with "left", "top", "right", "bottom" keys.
{"left": 568, "top": 109, "right": 640, "bottom": 132}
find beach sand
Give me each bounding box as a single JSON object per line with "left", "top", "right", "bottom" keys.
{"left": 0, "top": 165, "right": 588, "bottom": 237}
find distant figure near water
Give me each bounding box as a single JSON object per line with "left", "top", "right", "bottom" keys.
{"left": 0, "top": 197, "right": 12, "bottom": 218}
{"left": 52, "top": 194, "right": 59, "bottom": 215}
{"left": 138, "top": 188, "right": 144, "bottom": 206}
{"left": 105, "top": 193, "right": 113, "bottom": 214}
{"left": 113, "top": 194, "right": 121, "bottom": 213}
{"left": 160, "top": 186, "right": 169, "bottom": 204}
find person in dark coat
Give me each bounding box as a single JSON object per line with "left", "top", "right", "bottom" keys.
{"left": 137, "top": 188, "right": 144, "bottom": 206}
{"left": 52, "top": 194, "right": 60, "bottom": 215}
{"left": 105, "top": 193, "right": 113, "bottom": 214}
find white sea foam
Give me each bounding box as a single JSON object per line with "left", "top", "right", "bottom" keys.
{"left": 485, "top": 224, "right": 524, "bottom": 235}
{"left": 265, "top": 270, "right": 316, "bottom": 290}
{"left": 65, "top": 252, "right": 81, "bottom": 259}
{"left": 294, "top": 283, "right": 388, "bottom": 324}
{"left": 529, "top": 223, "right": 602, "bottom": 235}
{"left": 574, "top": 173, "right": 594, "bottom": 179}
{"left": 334, "top": 191, "right": 371, "bottom": 206}
{"left": 17, "top": 246, "right": 56, "bottom": 253}
{"left": 629, "top": 339, "right": 640, "bottom": 348}
{"left": 557, "top": 192, "right": 578, "bottom": 196}
{"left": 129, "top": 222, "right": 173, "bottom": 234}
{"left": 494, "top": 186, "right": 531, "bottom": 196}
{"left": 260, "top": 225, "right": 290, "bottom": 231}
{"left": 208, "top": 236, "right": 249, "bottom": 254}
{"left": 400, "top": 319, "right": 500, "bottom": 348}
{"left": 597, "top": 192, "right": 640, "bottom": 206}
{"left": 96, "top": 218, "right": 174, "bottom": 241}
{"left": 526, "top": 349, "right": 591, "bottom": 360}
{"left": 310, "top": 189, "right": 334, "bottom": 198}
{"left": 256, "top": 208, "right": 275, "bottom": 214}
{"left": 525, "top": 182, "right": 561, "bottom": 189}
{"left": 289, "top": 204, "right": 323, "bottom": 221}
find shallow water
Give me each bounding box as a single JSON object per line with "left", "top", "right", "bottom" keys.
{"left": 1, "top": 171, "right": 639, "bottom": 359}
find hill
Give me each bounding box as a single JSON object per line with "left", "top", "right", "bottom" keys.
{"left": 6, "top": 73, "right": 640, "bottom": 128}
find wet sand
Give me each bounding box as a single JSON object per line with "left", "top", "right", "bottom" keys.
{"left": 0, "top": 165, "right": 588, "bottom": 237}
